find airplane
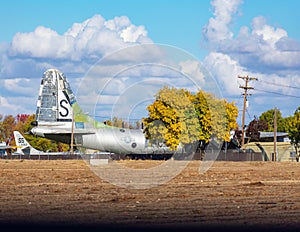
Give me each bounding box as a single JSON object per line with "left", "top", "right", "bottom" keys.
{"left": 0, "top": 141, "right": 10, "bottom": 156}
{"left": 0, "top": 142, "right": 24, "bottom": 157}
{"left": 30, "top": 69, "right": 184, "bottom": 157}
{"left": 14, "top": 131, "right": 71, "bottom": 156}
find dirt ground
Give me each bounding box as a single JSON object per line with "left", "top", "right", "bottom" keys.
{"left": 0, "top": 159, "right": 300, "bottom": 231}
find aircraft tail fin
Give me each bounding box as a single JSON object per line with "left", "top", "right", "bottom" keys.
{"left": 14, "top": 131, "right": 40, "bottom": 155}
{"left": 35, "top": 69, "right": 74, "bottom": 128}
{"left": 34, "top": 69, "right": 106, "bottom": 130}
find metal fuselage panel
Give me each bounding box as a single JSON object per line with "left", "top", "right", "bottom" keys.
{"left": 32, "top": 125, "right": 146, "bottom": 154}
{"left": 81, "top": 127, "right": 146, "bottom": 154}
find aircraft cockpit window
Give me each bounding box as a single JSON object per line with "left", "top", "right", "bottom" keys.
{"left": 120, "top": 129, "right": 125, "bottom": 133}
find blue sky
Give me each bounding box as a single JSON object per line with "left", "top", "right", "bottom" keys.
{"left": 1, "top": 0, "right": 300, "bottom": 127}
{"left": 0, "top": 0, "right": 210, "bottom": 58}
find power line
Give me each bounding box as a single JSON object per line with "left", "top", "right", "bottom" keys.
{"left": 246, "top": 108, "right": 252, "bottom": 121}
{"left": 258, "top": 79, "right": 300, "bottom": 90}
{"left": 254, "top": 88, "right": 300, "bottom": 98}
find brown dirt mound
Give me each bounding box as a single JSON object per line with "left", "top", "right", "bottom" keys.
{"left": 0, "top": 160, "right": 299, "bottom": 231}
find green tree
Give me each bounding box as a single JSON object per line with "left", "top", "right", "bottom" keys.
{"left": 287, "top": 107, "right": 300, "bottom": 161}
{"left": 36, "top": 138, "right": 52, "bottom": 151}
{"left": 23, "top": 114, "right": 36, "bottom": 132}
{"left": 146, "top": 119, "right": 167, "bottom": 146}
{"left": 259, "top": 109, "right": 285, "bottom": 132}
{"left": 105, "top": 116, "right": 129, "bottom": 128}
{"left": 0, "top": 115, "right": 16, "bottom": 142}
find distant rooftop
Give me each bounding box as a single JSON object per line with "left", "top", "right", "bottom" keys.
{"left": 259, "top": 132, "right": 289, "bottom": 138}
{"left": 245, "top": 131, "right": 290, "bottom": 143}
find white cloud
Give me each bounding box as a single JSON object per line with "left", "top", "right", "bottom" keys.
{"left": 251, "top": 16, "right": 287, "bottom": 47}
{"left": 203, "top": 0, "right": 242, "bottom": 43}
{"left": 104, "top": 16, "right": 131, "bottom": 31}
{"left": 0, "top": 96, "right": 16, "bottom": 111}
{"left": 0, "top": 96, "right": 34, "bottom": 115}
{"left": 8, "top": 14, "right": 152, "bottom": 62}
{"left": 10, "top": 26, "right": 73, "bottom": 59}
{"left": 236, "top": 16, "right": 300, "bottom": 70}
{"left": 203, "top": 1, "right": 300, "bottom": 73}
{"left": 179, "top": 60, "right": 205, "bottom": 84}
{"left": 4, "top": 78, "right": 37, "bottom": 96}
{"left": 203, "top": 52, "right": 246, "bottom": 94}
{"left": 0, "top": 14, "right": 155, "bottom": 116}
{"left": 202, "top": 0, "right": 300, "bottom": 106}
{"left": 200, "top": 0, "right": 300, "bottom": 120}
{"left": 120, "top": 25, "right": 148, "bottom": 42}
{"left": 0, "top": 77, "right": 43, "bottom": 116}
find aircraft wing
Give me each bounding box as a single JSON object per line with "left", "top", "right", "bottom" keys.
{"left": 0, "top": 145, "right": 21, "bottom": 150}
{"left": 31, "top": 127, "right": 96, "bottom": 135}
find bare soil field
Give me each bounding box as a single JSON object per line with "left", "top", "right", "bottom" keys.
{"left": 0, "top": 159, "right": 300, "bottom": 231}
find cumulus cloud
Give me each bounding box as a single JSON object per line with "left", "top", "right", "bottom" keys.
{"left": 251, "top": 16, "right": 288, "bottom": 45}
{"left": 0, "top": 14, "right": 153, "bottom": 81}
{"left": 0, "top": 96, "right": 15, "bottom": 111}
{"left": 179, "top": 60, "right": 205, "bottom": 84}
{"left": 203, "top": 0, "right": 300, "bottom": 94}
{"left": 0, "top": 14, "right": 154, "bottom": 116}
{"left": 202, "top": 0, "right": 300, "bottom": 118}
{"left": 10, "top": 26, "right": 67, "bottom": 58}
{"left": 231, "top": 16, "right": 300, "bottom": 71}
{"left": 4, "top": 78, "right": 38, "bottom": 96}
{"left": 203, "top": 0, "right": 241, "bottom": 43}
{"left": 203, "top": 52, "right": 246, "bottom": 94}
{"left": 120, "top": 25, "right": 148, "bottom": 43}
{"left": 9, "top": 15, "right": 152, "bottom": 62}
{"left": 0, "top": 96, "right": 34, "bottom": 115}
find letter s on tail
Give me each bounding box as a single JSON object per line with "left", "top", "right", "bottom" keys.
{"left": 35, "top": 69, "right": 75, "bottom": 128}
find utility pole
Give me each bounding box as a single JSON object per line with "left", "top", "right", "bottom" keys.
{"left": 273, "top": 107, "right": 277, "bottom": 161}
{"left": 238, "top": 75, "right": 258, "bottom": 147}
{"left": 70, "top": 112, "right": 74, "bottom": 154}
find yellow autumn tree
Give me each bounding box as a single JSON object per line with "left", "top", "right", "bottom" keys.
{"left": 191, "top": 90, "right": 238, "bottom": 143}
{"left": 189, "top": 91, "right": 213, "bottom": 142}
{"left": 143, "top": 86, "right": 200, "bottom": 150}
{"left": 144, "top": 87, "right": 239, "bottom": 150}
{"left": 225, "top": 101, "right": 239, "bottom": 141}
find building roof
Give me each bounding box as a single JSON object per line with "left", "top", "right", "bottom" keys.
{"left": 259, "top": 132, "right": 289, "bottom": 138}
